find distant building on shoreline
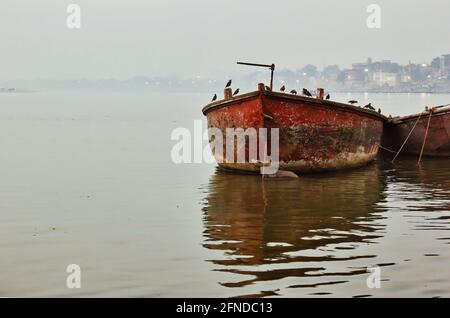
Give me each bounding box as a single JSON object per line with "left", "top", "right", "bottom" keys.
{"left": 335, "top": 55, "right": 450, "bottom": 93}
{"left": 237, "top": 54, "right": 450, "bottom": 93}
{"left": 3, "top": 55, "right": 449, "bottom": 93}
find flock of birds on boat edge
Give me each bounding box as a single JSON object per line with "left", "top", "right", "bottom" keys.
{"left": 210, "top": 79, "right": 382, "bottom": 114}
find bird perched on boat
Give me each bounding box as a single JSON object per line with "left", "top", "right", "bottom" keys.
{"left": 364, "top": 103, "right": 375, "bottom": 110}
{"left": 348, "top": 100, "right": 358, "bottom": 105}
{"left": 302, "top": 88, "right": 312, "bottom": 97}
{"left": 378, "top": 108, "right": 381, "bottom": 114}
{"left": 290, "top": 89, "right": 297, "bottom": 95}
{"left": 280, "top": 85, "right": 285, "bottom": 92}
{"left": 325, "top": 93, "right": 330, "bottom": 100}
{"left": 265, "top": 85, "right": 270, "bottom": 91}
{"left": 225, "top": 79, "right": 232, "bottom": 88}
{"left": 211, "top": 94, "right": 217, "bottom": 102}
{"left": 233, "top": 88, "right": 239, "bottom": 96}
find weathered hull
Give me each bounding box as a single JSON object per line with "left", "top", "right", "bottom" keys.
{"left": 202, "top": 88, "right": 385, "bottom": 173}
{"left": 382, "top": 107, "right": 450, "bottom": 157}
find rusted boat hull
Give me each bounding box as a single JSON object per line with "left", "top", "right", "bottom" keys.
{"left": 382, "top": 107, "right": 450, "bottom": 157}
{"left": 202, "top": 86, "right": 385, "bottom": 173}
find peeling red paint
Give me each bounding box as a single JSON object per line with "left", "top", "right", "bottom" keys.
{"left": 203, "top": 89, "right": 386, "bottom": 173}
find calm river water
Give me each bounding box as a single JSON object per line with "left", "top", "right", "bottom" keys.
{"left": 0, "top": 91, "right": 449, "bottom": 297}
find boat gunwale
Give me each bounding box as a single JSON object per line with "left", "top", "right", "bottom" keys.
{"left": 389, "top": 106, "right": 450, "bottom": 125}
{"left": 202, "top": 90, "right": 387, "bottom": 121}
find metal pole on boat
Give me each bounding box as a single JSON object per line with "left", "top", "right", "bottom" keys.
{"left": 270, "top": 63, "right": 275, "bottom": 91}
{"left": 237, "top": 62, "right": 275, "bottom": 91}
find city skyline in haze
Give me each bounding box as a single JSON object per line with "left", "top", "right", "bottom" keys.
{"left": 1, "top": 0, "right": 449, "bottom": 81}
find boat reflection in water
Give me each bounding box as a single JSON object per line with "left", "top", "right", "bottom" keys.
{"left": 201, "top": 162, "right": 391, "bottom": 297}
{"left": 385, "top": 157, "right": 450, "bottom": 213}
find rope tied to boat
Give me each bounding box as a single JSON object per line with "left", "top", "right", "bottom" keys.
{"left": 379, "top": 145, "right": 397, "bottom": 154}
{"left": 391, "top": 112, "right": 423, "bottom": 163}
{"left": 417, "top": 109, "right": 433, "bottom": 165}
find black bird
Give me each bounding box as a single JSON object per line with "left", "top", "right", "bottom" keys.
{"left": 325, "top": 93, "right": 330, "bottom": 100}
{"left": 348, "top": 100, "right": 358, "bottom": 105}
{"left": 225, "top": 79, "right": 232, "bottom": 88}
{"left": 378, "top": 108, "right": 382, "bottom": 114}
{"left": 280, "top": 85, "right": 285, "bottom": 92}
{"left": 233, "top": 88, "right": 239, "bottom": 96}
{"left": 302, "top": 88, "right": 312, "bottom": 97}
{"left": 290, "top": 89, "right": 297, "bottom": 95}
{"left": 265, "top": 85, "right": 271, "bottom": 91}
{"left": 211, "top": 94, "right": 217, "bottom": 102}
{"left": 364, "top": 103, "right": 375, "bottom": 110}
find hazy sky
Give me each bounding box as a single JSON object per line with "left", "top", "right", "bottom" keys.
{"left": 1, "top": 0, "right": 449, "bottom": 80}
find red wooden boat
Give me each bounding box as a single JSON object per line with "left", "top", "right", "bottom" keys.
{"left": 202, "top": 83, "right": 386, "bottom": 173}
{"left": 382, "top": 105, "right": 450, "bottom": 158}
